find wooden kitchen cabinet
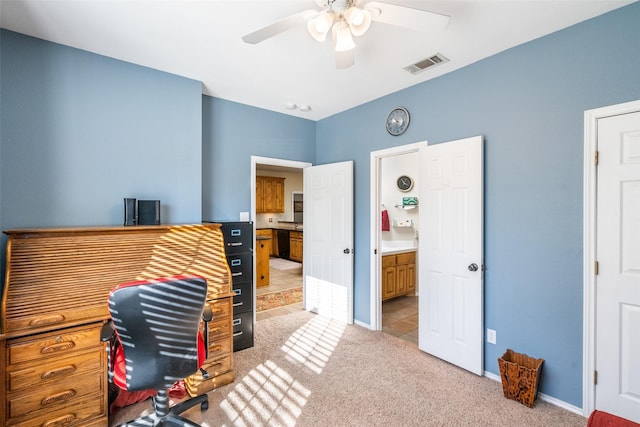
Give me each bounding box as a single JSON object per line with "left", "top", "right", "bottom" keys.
{"left": 382, "top": 251, "right": 416, "bottom": 301}
{"left": 256, "top": 229, "right": 271, "bottom": 287}
{"left": 271, "top": 229, "right": 279, "bottom": 256}
{"left": 256, "top": 176, "right": 285, "bottom": 213}
{"left": 289, "top": 230, "right": 303, "bottom": 262}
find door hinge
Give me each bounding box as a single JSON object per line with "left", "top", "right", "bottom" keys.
{"left": 595, "top": 150, "right": 599, "bottom": 166}
{"left": 594, "top": 370, "right": 598, "bottom": 385}
{"left": 595, "top": 261, "right": 599, "bottom": 276}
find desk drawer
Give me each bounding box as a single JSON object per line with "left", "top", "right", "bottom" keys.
{"left": 7, "top": 392, "right": 105, "bottom": 427}
{"left": 7, "top": 349, "right": 103, "bottom": 392}
{"left": 209, "top": 298, "right": 231, "bottom": 320}
{"left": 8, "top": 324, "right": 102, "bottom": 365}
{"left": 200, "top": 354, "right": 233, "bottom": 379}
{"left": 207, "top": 318, "right": 231, "bottom": 342}
{"left": 7, "top": 369, "right": 103, "bottom": 419}
{"left": 208, "top": 335, "right": 232, "bottom": 360}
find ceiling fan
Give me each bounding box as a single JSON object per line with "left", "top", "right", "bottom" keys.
{"left": 241, "top": 0, "right": 450, "bottom": 69}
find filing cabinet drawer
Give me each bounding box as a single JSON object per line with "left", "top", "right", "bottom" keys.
{"left": 226, "top": 253, "right": 253, "bottom": 283}
{"left": 233, "top": 311, "right": 254, "bottom": 352}
{"left": 232, "top": 282, "right": 253, "bottom": 314}
{"left": 219, "top": 222, "right": 253, "bottom": 255}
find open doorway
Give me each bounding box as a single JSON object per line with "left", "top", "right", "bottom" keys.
{"left": 370, "top": 143, "right": 423, "bottom": 343}
{"left": 251, "top": 156, "right": 311, "bottom": 318}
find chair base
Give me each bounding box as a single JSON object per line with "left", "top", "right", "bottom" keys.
{"left": 118, "top": 390, "right": 208, "bottom": 427}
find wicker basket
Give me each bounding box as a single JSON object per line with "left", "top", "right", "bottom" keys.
{"left": 498, "top": 349, "right": 544, "bottom": 408}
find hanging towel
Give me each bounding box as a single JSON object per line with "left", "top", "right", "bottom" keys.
{"left": 381, "top": 209, "right": 390, "bottom": 232}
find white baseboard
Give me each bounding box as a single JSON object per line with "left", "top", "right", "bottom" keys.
{"left": 354, "top": 319, "right": 374, "bottom": 330}
{"left": 483, "top": 371, "right": 585, "bottom": 417}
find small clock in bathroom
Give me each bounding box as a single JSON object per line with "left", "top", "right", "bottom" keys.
{"left": 396, "top": 175, "right": 414, "bottom": 192}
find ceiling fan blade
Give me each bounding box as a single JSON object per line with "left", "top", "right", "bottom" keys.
{"left": 242, "top": 9, "right": 318, "bottom": 44}
{"left": 366, "top": 1, "right": 450, "bottom": 33}
{"left": 335, "top": 49, "right": 355, "bottom": 69}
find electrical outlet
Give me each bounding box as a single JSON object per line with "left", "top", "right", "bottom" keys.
{"left": 487, "top": 329, "right": 496, "bottom": 344}
{"left": 269, "top": 217, "right": 273, "bottom": 222}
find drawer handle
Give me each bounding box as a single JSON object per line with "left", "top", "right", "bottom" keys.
{"left": 210, "top": 345, "right": 222, "bottom": 352}
{"left": 43, "top": 413, "right": 77, "bottom": 427}
{"left": 42, "top": 364, "right": 77, "bottom": 380}
{"left": 231, "top": 272, "right": 243, "bottom": 277}
{"left": 233, "top": 331, "right": 244, "bottom": 337}
{"left": 29, "top": 314, "right": 65, "bottom": 327}
{"left": 41, "top": 341, "right": 76, "bottom": 354}
{"left": 212, "top": 308, "right": 224, "bottom": 315}
{"left": 210, "top": 327, "right": 222, "bottom": 334}
{"left": 41, "top": 389, "right": 77, "bottom": 406}
{"left": 233, "top": 302, "right": 243, "bottom": 307}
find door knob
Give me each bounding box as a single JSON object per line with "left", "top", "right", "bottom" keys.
{"left": 343, "top": 248, "right": 351, "bottom": 254}
{"left": 468, "top": 263, "right": 479, "bottom": 272}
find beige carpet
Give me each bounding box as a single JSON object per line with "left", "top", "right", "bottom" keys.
{"left": 110, "top": 310, "right": 586, "bottom": 426}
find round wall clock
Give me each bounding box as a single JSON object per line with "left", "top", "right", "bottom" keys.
{"left": 396, "top": 175, "right": 414, "bottom": 192}
{"left": 386, "top": 107, "right": 410, "bottom": 136}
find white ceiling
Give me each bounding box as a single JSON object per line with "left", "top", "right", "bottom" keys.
{"left": 1, "top": 0, "right": 635, "bottom": 121}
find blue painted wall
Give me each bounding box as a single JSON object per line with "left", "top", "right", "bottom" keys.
{"left": 0, "top": 30, "right": 203, "bottom": 275}
{"left": 1, "top": 1, "right": 639, "bottom": 409}
{"left": 202, "top": 96, "right": 316, "bottom": 222}
{"left": 316, "top": 2, "right": 640, "bottom": 407}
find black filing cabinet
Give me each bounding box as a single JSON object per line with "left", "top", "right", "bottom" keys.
{"left": 217, "top": 221, "right": 254, "bottom": 351}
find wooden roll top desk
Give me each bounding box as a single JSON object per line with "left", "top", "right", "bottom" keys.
{"left": 0, "top": 224, "right": 235, "bottom": 426}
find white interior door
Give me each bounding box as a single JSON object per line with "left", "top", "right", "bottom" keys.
{"left": 418, "top": 136, "right": 484, "bottom": 375}
{"left": 596, "top": 110, "right": 640, "bottom": 422}
{"left": 303, "top": 161, "right": 354, "bottom": 324}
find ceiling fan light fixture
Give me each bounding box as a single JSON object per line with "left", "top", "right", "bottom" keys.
{"left": 332, "top": 21, "right": 355, "bottom": 52}
{"left": 344, "top": 6, "right": 371, "bottom": 36}
{"left": 307, "top": 11, "right": 334, "bottom": 42}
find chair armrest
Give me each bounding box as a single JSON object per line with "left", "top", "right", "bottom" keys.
{"left": 202, "top": 305, "right": 213, "bottom": 322}
{"left": 202, "top": 305, "right": 213, "bottom": 360}
{"left": 100, "top": 320, "right": 115, "bottom": 342}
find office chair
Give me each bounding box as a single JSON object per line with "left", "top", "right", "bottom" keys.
{"left": 103, "top": 275, "right": 212, "bottom": 426}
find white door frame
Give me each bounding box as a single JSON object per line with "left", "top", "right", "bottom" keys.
{"left": 251, "top": 155, "right": 312, "bottom": 306}
{"left": 369, "top": 142, "right": 427, "bottom": 331}
{"left": 583, "top": 99, "right": 640, "bottom": 417}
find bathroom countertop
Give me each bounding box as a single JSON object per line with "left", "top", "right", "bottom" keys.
{"left": 380, "top": 241, "right": 417, "bottom": 256}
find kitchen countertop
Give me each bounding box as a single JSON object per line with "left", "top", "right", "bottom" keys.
{"left": 257, "top": 225, "right": 303, "bottom": 231}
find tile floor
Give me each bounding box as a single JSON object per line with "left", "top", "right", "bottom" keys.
{"left": 256, "top": 257, "right": 303, "bottom": 321}
{"left": 382, "top": 295, "right": 419, "bottom": 345}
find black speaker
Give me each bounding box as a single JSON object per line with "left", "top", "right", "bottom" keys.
{"left": 124, "top": 198, "right": 136, "bottom": 226}
{"left": 137, "top": 200, "right": 160, "bottom": 225}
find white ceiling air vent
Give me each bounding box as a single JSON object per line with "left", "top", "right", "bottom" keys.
{"left": 404, "top": 53, "right": 449, "bottom": 75}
